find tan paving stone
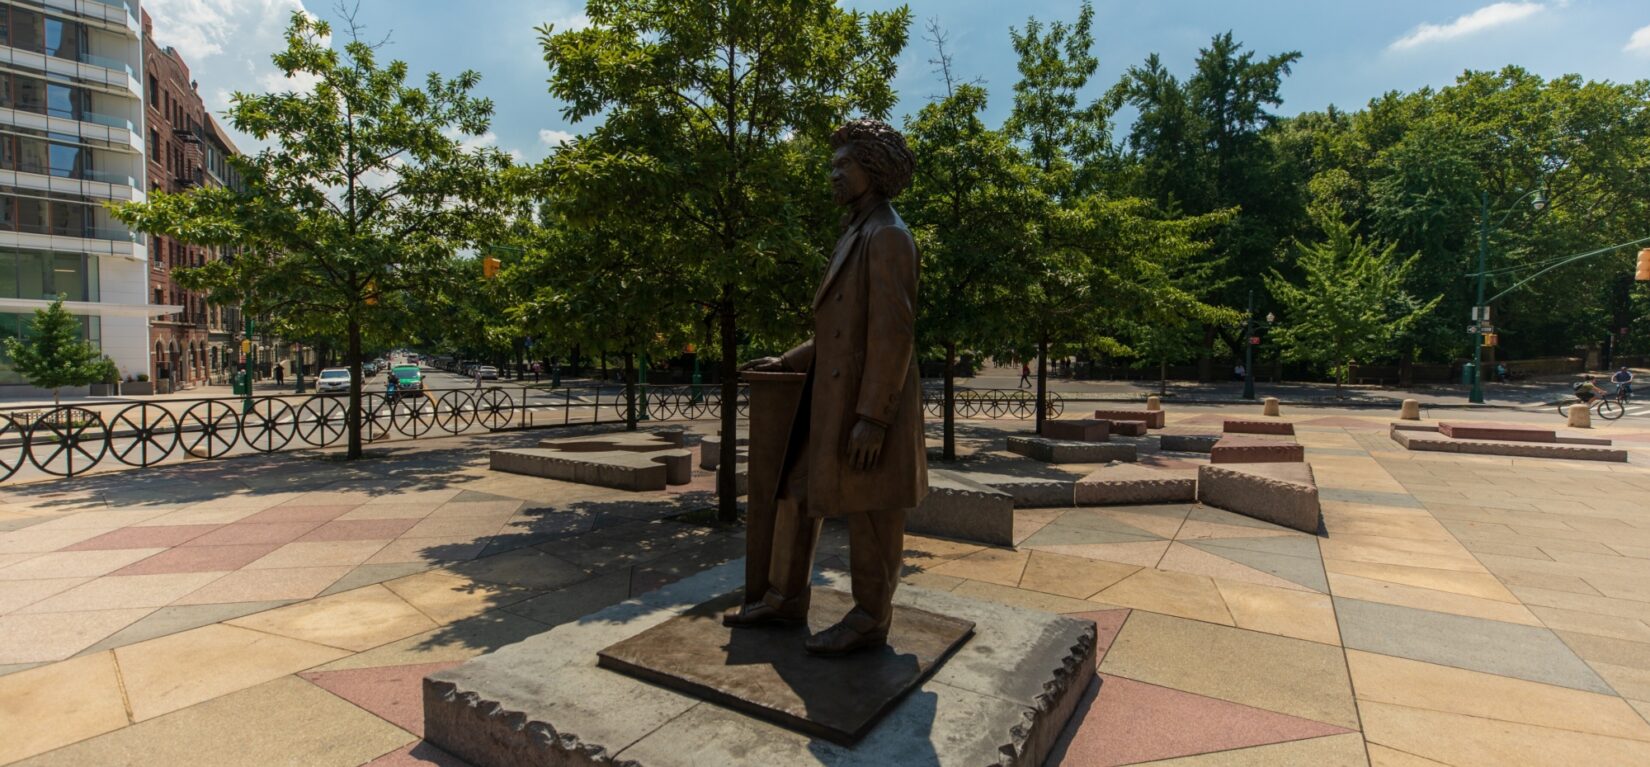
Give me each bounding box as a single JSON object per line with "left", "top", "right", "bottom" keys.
{"left": 114, "top": 623, "right": 349, "bottom": 722}
{"left": 1214, "top": 579, "right": 1340, "bottom": 645}
{"left": 0, "top": 549, "right": 166, "bottom": 580}
{"left": 226, "top": 584, "right": 438, "bottom": 652}
{"left": 1024, "top": 540, "right": 1171, "bottom": 567}
{"left": 0, "top": 652, "right": 129, "bottom": 764}
{"left": 1172, "top": 518, "right": 1295, "bottom": 541}
{"left": 0, "top": 578, "right": 89, "bottom": 615}
{"left": 1326, "top": 572, "right": 1541, "bottom": 626}
{"left": 1316, "top": 537, "right": 1483, "bottom": 572}
{"left": 1158, "top": 542, "right": 1312, "bottom": 592}
{"left": 1132, "top": 732, "right": 1368, "bottom": 766}
{"left": 1095, "top": 569, "right": 1235, "bottom": 626}
{"left": 1093, "top": 505, "right": 1192, "bottom": 539}
{"left": 926, "top": 546, "right": 1030, "bottom": 587}
{"left": 1530, "top": 605, "right": 1650, "bottom": 643}
{"left": 364, "top": 536, "right": 488, "bottom": 565}
{"left": 948, "top": 579, "right": 1115, "bottom": 614}
{"left": 12, "top": 675, "right": 413, "bottom": 767}
{"left": 312, "top": 608, "right": 550, "bottom": 672}
{"left": 1365, "top": 743, "right": 1451, "bottom": 766}
{"left": 1510, "top": 585, "right": 1650, "bottom": 624}
{"left": 441, "top": 548, "right": 590, "bottom": 591}
{"left": 1017, "top": 550, "right": 1138, "bottom": 598}
{"left": 335, "top": 503, "right": 441, "bottom": 521}
{"left": 16, "top": 573, "right": 227, "bottom": 614}
{"left": 381, "top": 570, "right": 538, "bottom": 625}
{"left": 1347, "top": 650, "right": 1650, "bottom": 742}
{"left": 1100, "top": 610, "right": 1359, "bottom": 729}
{"left": 1359, "top": 699, "right": 1650, "bottom": 766}
{"left": 132, "top": 506, "right": 266, "bottom": 527}
{"left": 170, "top": 566, "right": 352, "bottom": 606}
{"left": 243, "top": 540, "right": 390, "bottom": 570}
{"left": 901, "top": 571, "right": 964, "bottom": 591}
{"left": 0, "top": 608, "right": 153, "bottom": 664}
{"left": 1322, "top": 558, "right": 1518, "bottom": 602}
{"left": 0, "top": 528, "right": 119, "bottom": 555}
{"left": 401, "top": 516, "right": 505, "bottom": 539}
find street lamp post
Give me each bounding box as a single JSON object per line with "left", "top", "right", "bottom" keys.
{"left": 1241, "top": 292, "right": 1275, "bottom": 401}
{"left": 1469, "top": 187, "right": 1547, "bottom": 405}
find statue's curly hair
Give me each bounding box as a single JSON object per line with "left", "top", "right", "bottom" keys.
{"left": 830, "top": 119, "right": 915, "bottom": 200}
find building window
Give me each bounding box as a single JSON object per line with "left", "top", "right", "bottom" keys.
{"left": 148, "top": 74, "right": 158, "bottom": 103}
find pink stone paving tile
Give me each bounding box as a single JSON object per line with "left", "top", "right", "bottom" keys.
{"left": 244, "top": 540, "right": 389, "bottom": 570}
{"left": 301, "top": 660, "right": 462, "bottom": 736}
{"left": 0, "top": 528, "right": 120, "bottom": 555}
{"left": 1067, "top": 609, "right": 1130, "bottom": 662}
{"left": 0, "top": 608, "right": 154, "bottom": 663}
{"left": 180, "top": 521, "right": 324, "bottom": 547}
{"left": 1047, "top": 673, "right": 1352, "bottom": 766}
{"left": 113, "top": 544, "right": 282, "bottom": 575}
{"left": 60, "top": 524, "right": 222, "bottom": 551}
{"left": 298, "top": 518, "right": 420, "bottom": 543}
{"left": 170, "top": 566, "right": 352, "bottom": 606}
{"left": 363, "top": 742, "right": 474, "bottom": 767}
{"left": 238, "top": 505, "right": 358, "bottom": 525}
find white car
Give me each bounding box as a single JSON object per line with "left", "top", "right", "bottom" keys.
{"left": 316, "top": 367, "right": 351, "bottom": 393}
{"left": 477, "top": 365, "right": 499, "bottom": 380}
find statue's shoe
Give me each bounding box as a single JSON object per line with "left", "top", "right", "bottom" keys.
{"left": 803, "top": 622, "right": 888, "bottom": 656}
{"left": 722, "top": 602, "right": 806, "bottom": 628}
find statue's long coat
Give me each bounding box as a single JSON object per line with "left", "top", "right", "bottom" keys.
{"left": 777, "top": 200, "right": 930, "bottom": 516}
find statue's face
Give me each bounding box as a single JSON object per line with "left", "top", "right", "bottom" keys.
{"left": 830, "top": 145, "right": 871, "bottom": 207}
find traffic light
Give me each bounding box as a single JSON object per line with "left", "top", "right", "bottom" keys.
{"left": 1482, "top": 332, "right": 1498, "bottom": 347}
{"left": 1636, "top": 248, "right": 1650, "bottom": 281}
{"left": 482, "top": 256, "right": 501, "bottom": 279}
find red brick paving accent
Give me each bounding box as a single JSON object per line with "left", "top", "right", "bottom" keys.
{"left": 112, "top": 543, "right": 283, "bottom": 575}
{"left": 1210, "top": 436, "right": 1305, "bottom": 464}
{"left": 181, "top": 521, "right": 324, "bottom": 547}
{"left": 240, "top": 505, "right": 360, "bottom": 524}
{"left": 1097, "top": 420, "right": 1148, "bottom": 437}
{"left": 302, "top": 660, "right": 463, "bottom": 737}
{"left": 298, "top": 518, "right": 421, "bottom": 543}
{"left": 362, "top": 743, "right": 474, "bottom": 767}
{"left": 1049, "top": 674, "right": 1351, "bottom": 767}
{"left": 1093, "top": 409, "right": 1166, "bottom": 429}
{"left": 60, "top": 524, "right": 221, "bottom": 551}
{"left": 1041, "top": 419, "right": 1111, "bottom": 442}
{"left": 1222, "top": 419, "right": 1295, "bottom": 436}
{"left": 1438, "top": 422, "right": 1556, "bottom": 442}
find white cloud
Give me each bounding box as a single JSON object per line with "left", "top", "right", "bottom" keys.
{"left": 1627, "top": 24, "right": 1650, "bottom": 55}
{"left": 1389, "top": 2, "right": 1544, "bottom": 51}
{"left": 538, "top": 129, "right": 575, "bottom": 147}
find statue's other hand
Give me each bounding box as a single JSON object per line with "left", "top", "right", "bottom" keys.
{"left": 740, "top": 356, "right": 786, "bottom": 373}
{"left": 847, "top": 419, "right": 887, "bottom": 470}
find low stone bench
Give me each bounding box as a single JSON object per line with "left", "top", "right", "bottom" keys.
{"left": 1438, "top": 423, "right": 1555, "bottom": 443}
{"left": 1007, "top": 435, "right": 1137, "bottom": 464}
{"left": 491, "top": 447, "right": 692, "bottom": 491}
{"left": 1197, "top": 462, "right": 1320, "bottom": 533}
{"left": 1390, "top": 426, "right": 1627, "bottom": 463}
{"left": 1075, "top": 464, "right": 1196, "bottom": 506}
{"left": 1040, "top": 419, "right": 1110, "bottom": 442}
{"left": 1210, "top": 435, "right": 1305, "bottom": 464}
{"left": 908, "top": 470, "right": 1016, "bottom": 546}
{"left": 1223, "top": 419, "right": 1295, "bottom": 436}
{"left": 1097, "top": 420, "right": 1148, "bottom": 437}
{"left": 952, "top": 470, "right": 1075, "bottom": 508}
{"left": 698, "top": 432, "right": 750, "bottom": 470}
{"left": 1159, "top": 434, "right": 1220, "bottom": 453}
{"left": 1093, "top": 408, "right": 1165, "bottom": 429}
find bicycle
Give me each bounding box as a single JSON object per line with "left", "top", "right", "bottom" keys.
{"left": 1554, "top": 390, "right": 1626, "bottom": 421}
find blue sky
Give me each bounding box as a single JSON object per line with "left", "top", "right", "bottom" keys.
{"left": 145, "top": 1, "right": 1650, "bottom": 161}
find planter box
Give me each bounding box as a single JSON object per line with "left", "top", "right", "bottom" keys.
{"left": 89, "top": 383, "right": 119, "bottom": 396}
{"left": 123, "top": 382, "right": 155, "bottom": 395}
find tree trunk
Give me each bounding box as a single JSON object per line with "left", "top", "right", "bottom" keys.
{"left": 346, "top": 314, "right": 363, "bottom": 460}
{"left": 1035, "top": 336, "right": 1050, "bottom": 434}
{"left": 623, "top": 350, "right": 637, "bottom": 431}
{"left": 943, "top": 340, "right": 956, "bottom": 462}
{"left": 1198, "top": 324, "right": 1216, "bottom": 382}
{"left": 1159, "top": 358, "right": 1168, "bottom": 396}
{"left": 716, "top": 286, "right": 739, "bottom": 524}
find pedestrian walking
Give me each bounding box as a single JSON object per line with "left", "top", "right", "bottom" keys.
{"left": 474, "top": 367, "right": 483, "bottom": 389}
{"left": 274, "top": 363, "right": 285, "bottom": 387}
{"left": 1019, "top": 362, "right": 1031, "bottom": 389}
{"left": 1233, "top": 363, "right": 1245, "bottom": 382}
{"left": 532, "top": 361, "right": 542, "bottom": 383}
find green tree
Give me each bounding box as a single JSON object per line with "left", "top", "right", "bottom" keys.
{"left": 1265, "top": 212, "right": 1441, "bottom": 393}
{"left": 113, "top": 12, "right": 509, "bottom": 459}
{"left": 538, "top": 0, "right": 910, "bottom": 521}
{"left": 4, "top": 297, "right": 103, "bottom": 405}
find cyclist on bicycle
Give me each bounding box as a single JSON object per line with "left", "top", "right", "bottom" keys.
{"left": 1574, "top": 377, "right": 1607, "bottom": 403}
{"left": 1611, "top": 366, "right": 1634, "bottom": 399}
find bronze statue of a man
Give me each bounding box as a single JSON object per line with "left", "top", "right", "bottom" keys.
{"left": 728, "top": 119, "right": 929, "bottom": 656}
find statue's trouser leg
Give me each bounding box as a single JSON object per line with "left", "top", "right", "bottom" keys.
{"left": 842, "top": 507, "right": 906, "bottom": 635}
{"left": 761, "top": 471, "right": 822, "bottom": 616}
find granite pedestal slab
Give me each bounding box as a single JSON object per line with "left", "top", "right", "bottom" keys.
{"left": 1158, "top": 433, "right": 1220, "bottom": 453}
{"left": 908, "top": 470, "right": 1016, "bottom": 546}
{"left": 956, "top": 470, "right": 1076, "bottom": 508}
{"left": 423, "top": 561, "right": 1098, "bottom": 767}
{"left": 1007, "top": 435, "right": 1137, "bottom": 463}
{"left": 489, "top": 437, "right": 692, "bottom": 491}
{"left": 1075, "top": 463, "right": 1196, "bottom": 505}
{"left": 1092, "top": 408, "right": 1165, "bottom": 429}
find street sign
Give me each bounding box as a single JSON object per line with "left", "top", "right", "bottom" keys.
{"left": 1248, "top": 336, "right": 1260, "bottom": 345}
{"left": 1471, "top": 306, "right": 1492, "bottom": 321}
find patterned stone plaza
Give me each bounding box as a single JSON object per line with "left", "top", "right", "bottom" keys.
{"left": 0, "top": 406, "right": 1648, "bottom": 765}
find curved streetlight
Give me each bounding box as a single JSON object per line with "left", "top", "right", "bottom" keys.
{"left": 1468, "top": 186, "right": 1549, "bottom": 404}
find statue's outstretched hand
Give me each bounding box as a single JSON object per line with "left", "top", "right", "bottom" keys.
{"left": 740, "top": 357, "right": 786, "bottom": 373}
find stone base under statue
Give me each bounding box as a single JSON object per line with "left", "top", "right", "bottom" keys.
{"left": 423, "top": 561, "right": 1097, "bottom": 766}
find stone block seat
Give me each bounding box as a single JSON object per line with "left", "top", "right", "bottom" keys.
{"left": 1093, "top": 408, "right": 1166, "bottom": 429}
{"left": 950, "top": 470, "right": 1076, "bottom": 508}
{"left": 1008, "top": 435, "right": 1138, "bottom": 464}
{"left": 1040, "top": 418, "right": 1111, "bottom": 442}
{"left": 907, "top": 470, "right": 1016, "bottom": 546}
{"left": 490, "top": 432, "right": 692, "bottom": 491}
{"left": 698, "top": 431, "right": 750, "bottom": 470}
{"left": 1075, "top": 463, "right": 1196, "bottom": 506}
{"left": 1097, "top": 419, "right": 1148, "bottom": 437}
{"left": 1197, "top": 462, "right": 1321, "bottom": 533}
{"left": 1210, "top": 435, "right": 1305, "bottom": 464}
{"left": 1158, "top": 433, "right": 1221, "bottom": 453}
{"left": 1223, "top": 419, "right": 1295, "bottom": 436}
{"left": 1389, "top": 426, "right": 1626, "bottom": 463}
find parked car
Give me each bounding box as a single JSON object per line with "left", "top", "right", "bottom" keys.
{"left": 317, "top": 367, "right": 351, "bottom": 393}
{"left": 476, "top": 365, "right": 499, "bottom": 380}
{"left": 392, "top": 364, "right": 423, "bottom": 391}
{"left": 363, "top": 361, "right": 379, "bottom": 376}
